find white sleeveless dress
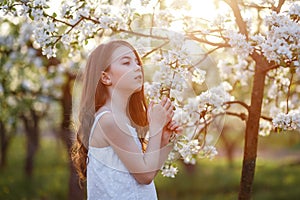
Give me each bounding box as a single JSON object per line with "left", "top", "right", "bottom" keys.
{"left": 87, "top": 111, "right": 158, "bottom": 200}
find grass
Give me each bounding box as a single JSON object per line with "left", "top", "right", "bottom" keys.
{"left": 1, "top": 135, "right": 300, "bottom": 200}
{"left": 0, "top": 135, "right": 69, "bottom": 200}
{"left": 156, "top": 159, "right": 300, "bottom": 200}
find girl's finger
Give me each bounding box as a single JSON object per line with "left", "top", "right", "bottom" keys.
{"left": 167, "top": 121, "right": 176, "bottom": 129}
{"left": 167, "top": 99, "right": 173, "bottom": 110}
{"left": 175, "top": 126, "right": 183, "bottom": 134}
{"left": 167, "top": 104, "right": 174, "bottom": 113}
{"left": 169, "top": 122, "right": 179, "bottom": 130}
{"left": 147, "top": 101, "right": 154, "bottom": 122}
{"left": 160, "top": 96, "right": 168, "bottom": 106}
{"left": 168, "top": 111, "right": 174, "bottom": 121}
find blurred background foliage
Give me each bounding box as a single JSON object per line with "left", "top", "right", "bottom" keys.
{"left": 1, "top": 129, "right": 300, "bottom": 199}
{"left": 1, "top": 0, "right": 300, "bottom": 199}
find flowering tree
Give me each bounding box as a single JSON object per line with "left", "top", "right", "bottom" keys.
{"left": 0, "top": 17, "right": 67, "bottom": 174}
{"left": 1, "top": 0, "right": 299, "bottom": 199}
{"left": 0, "top": 16, "right": 85, "bottom": 198}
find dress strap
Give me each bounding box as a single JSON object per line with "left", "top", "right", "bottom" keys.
{"left": 89, "top": 110, "right": 111, "bottom": 145}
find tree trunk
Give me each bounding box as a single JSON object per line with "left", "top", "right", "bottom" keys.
{"left": 238, "top": 66, "right": 266, "bottom": 199}
{"left": 60, "top": 74, "right": 85, "bottom": 200}
{"left": 220, "top": 131, "right": 236, "bottom": 168}
{"left": 0, "top": 121, "right": 10, "bottom": 169}
{"left": 22, "top": 109, "right": 40, "bottom": 177}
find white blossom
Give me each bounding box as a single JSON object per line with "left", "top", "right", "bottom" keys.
{"left": 191, "top": 68, "right": 206, "bottom": 85}
{"left": 259, "top": 120, "right": 272, "bottom": 136}
{"left": 225, "top": 30, "right": 253, "bottom": 59}
{"left": 273, "top": 110, "right": 300, "bottom": 130}
{"left": 19, "top": 4, "right": 30, "bottom": 16}
{"left": 288, "top": 4, "right": 300, "bottom": 16}
{"left": 31, "top": 8, "right": 44, "bottom": 21}
{"left": 161, "top": 164, "right": 178, "bottom": 178}
{"left": 217, "top": 60, "right": 232, "bottom": 80}
{"left": 61, "top": 34, "right": 71, "bottom": 46}
{"left": 168, "top": 32, "right": 185, "bottom": 51}
{"left": 197, "top": 83, "right": 234, "bottom": 111}
{"left": 198, "top": 145, "right": 218, "bottom": 160}
{"left": 155, "top": 9, "right": 177, "bottom": 28}
{"left": 42, "top": 45, "right": 57, "bottom": 58}
{"left": 33, "top": 0, "right": 48, "bottom": 7}
{"left": 255, "top": 9, "right": 300, "bottom": 63}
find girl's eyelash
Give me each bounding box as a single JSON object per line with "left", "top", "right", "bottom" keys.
{"left": 122, "top": 59, "right": 138, "bottom": 65}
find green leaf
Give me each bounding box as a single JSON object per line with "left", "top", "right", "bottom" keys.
{"left": 1, "top": 0, "right": 7, "bottom": 6}
{"left": 52, "top": 12, "right": 57, "bottom": 18}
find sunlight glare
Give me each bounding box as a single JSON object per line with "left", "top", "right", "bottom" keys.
{"left": 188, "top": 0, "right": 231, "bottom": 20}
{"left": 188, "top": 0, "right": 217, "bottom": 20}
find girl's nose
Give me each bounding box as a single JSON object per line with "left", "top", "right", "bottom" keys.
{"left": 134, "top": 63, "right": 141, "bottom": 71}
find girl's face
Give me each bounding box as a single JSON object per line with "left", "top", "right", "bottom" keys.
{"left": 107, "top": 45, "right": 143, "bottom": 93}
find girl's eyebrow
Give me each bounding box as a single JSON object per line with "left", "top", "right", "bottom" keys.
{"left": 120, "top": 55, "right": 138, "bottom": 62}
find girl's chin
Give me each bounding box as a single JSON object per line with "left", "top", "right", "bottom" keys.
{"left": 133, "top": 85, "right": 143, "bottom": 93}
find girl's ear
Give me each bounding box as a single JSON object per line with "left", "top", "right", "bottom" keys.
{"left": 100, "top": 71, "right": 112, "bottom": 86}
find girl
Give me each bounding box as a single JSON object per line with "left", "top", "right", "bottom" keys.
{"left": 71, "top": 40, "right": 181, "bottom": 200}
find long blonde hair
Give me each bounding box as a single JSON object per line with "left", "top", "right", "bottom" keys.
{"left": 71, "top": 40, "right": 148, "bottom": 182}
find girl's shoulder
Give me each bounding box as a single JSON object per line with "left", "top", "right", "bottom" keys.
{"left": 94, "top": 107, "right": 111, "bottom": 118}
{"left": 89, "top": 109, "right": 112, "bottom": 148}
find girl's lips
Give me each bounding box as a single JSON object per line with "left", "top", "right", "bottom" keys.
{"left": 134, "top": 75, "right": 142, "bottom": 80}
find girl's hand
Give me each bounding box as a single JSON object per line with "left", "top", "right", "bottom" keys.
{"left": 147, "top": 97, "right": 174, "bottom": 131}
{"left": 161, "top": 120, "right": 183, "bottom": 147}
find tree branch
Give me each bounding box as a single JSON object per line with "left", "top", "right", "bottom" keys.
{"left": 117, "top": 29, "right": 169, "bottom": 40}
{"left": 186, "top": 33, "right": 230, "bottom": 48}
{"left": 226, "top": 111, "right": 248, "bottom": 121}
{"left": 272, "top": 0, "right": 285, "bottom": 13}
{"left": 264, "top": 63, "right": 280, "bottom": 72}
{"left": 251, "top": 51, "right": 272, "bottom": 72}
{"left": 216, "top": 110, "right": 272, "bottom": 123}
{"left": 240, "top": 2, "right": 271, "bottom": 10}
{"left": 44, "top": 13, "right": 73, "bottom": 26}
{"left": 141, "top": 40, "right": 170, "bottom": 59}
{"left": 53, "top": 17, "right": 84, "bottom": 45}
{"left": 224, "top": 100, "right": 250, "bottom": 111}
{"left": 188, "top": 46, "right": 223, "bottom": 70}
{"left": 260, "top": 115, "right": 272, "bottom": 122}
{"left": 225, "top": 0, "right": 248, "bottom": 38}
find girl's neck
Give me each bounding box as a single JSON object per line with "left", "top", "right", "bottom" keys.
{"left": 104, "top": 90, "right": 131, "bottom": 119}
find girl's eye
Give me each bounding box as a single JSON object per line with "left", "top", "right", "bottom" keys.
{"left": 123, "top": 61, "right": 130, "bottom": 65}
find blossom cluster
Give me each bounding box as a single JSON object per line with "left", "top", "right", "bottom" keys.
{"left": 2, "top": 0, "right": 138, "bottom": 58}
{"left": 180, "top": 82, "right": 233, "bottom": 124}
{"left": 272, "top": 110, "right": 300, "bottom": 130}
{"left": 145, "top": 46, "right": 206, "bottom": 103}
{"left": 141, "top": 37, "right": 227, "bottom": 177}
{"left": 0, "top": 19, "right": 79, "bottom": 118}
{"left": 160, "top": 134, "right": 218, "bottom": 178}
{"left": 224, "top": 30, "right": 253, "bottom": 60}
{"left": 2, "top": 0, "right": 299, "bottom": 180}
{"left": 259, "top": 119, "right": 273, "bottom": 136}
{"left": 147, "top": 70, "right": 232, "bottom": 178}
{"left": 252, "top": 5, "right": 300, "bottom": 64}
{"left": 217, "top": 59, "right": 254, "bottom": 86}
